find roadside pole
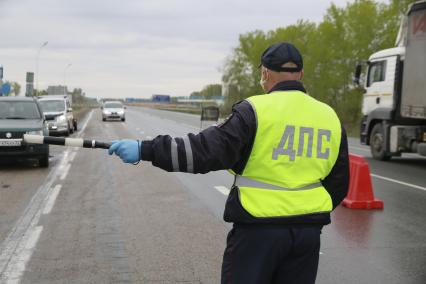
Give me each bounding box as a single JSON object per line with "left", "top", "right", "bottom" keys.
{"left": 0, "top": 65, "right": 3, "bottom": 96}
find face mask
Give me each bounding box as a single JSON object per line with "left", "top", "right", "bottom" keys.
{"left": 259, "top": 77, "right": 266, "bottom": 88}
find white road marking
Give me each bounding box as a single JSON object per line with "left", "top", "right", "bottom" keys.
{"left": 371, "top": 174, "right": 426, "bottom": 191}
{"left": 0, "top": 110, "right": 94, "bottom": 283}
{"left": 69, "top": 151, "right": 77, "bottom": 162}
{"left": 42, "top": 185, "right": 62, "bottom": 215}
{"left": 0, "top": 167, "right": 57, "bottom": 281}
{"left": 0, "top": 226, "right": 43, "bottom": 284}
{"left": 349, "top": 145, "right": 370, "bottom": 152}
{"left": 60, "top": 164, "right": 71, "bottom": 180}
{"left": 214, "top": 186, "right": 230, "bottom": 196}
{"left": 77, "top": 110, "right": 93, "bottom": 138}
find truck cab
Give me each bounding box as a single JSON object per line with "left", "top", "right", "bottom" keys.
{"left": 362, "top": 47, "right": 404, "bottom": 117}
{"left": 358, "top": 0, "right": 426, "bottom": 160}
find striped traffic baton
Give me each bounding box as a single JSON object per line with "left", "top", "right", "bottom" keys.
{"left": 23, "top": 134, "right": 112, "bottom": 149}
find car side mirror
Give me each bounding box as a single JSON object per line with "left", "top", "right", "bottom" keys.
{"left": 353, "top": 64, "right": 362, "bottom": 85}
{"left": 68, "top": 108, "right": 73, "bottom": 112}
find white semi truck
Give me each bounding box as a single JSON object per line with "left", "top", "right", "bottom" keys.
{"left": 354, "top": 0, "right": 426, "bottom": 160}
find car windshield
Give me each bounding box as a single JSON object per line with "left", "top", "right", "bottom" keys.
{"left": 39, "top": 100, "right": 65, "bottom": 112}
{"left": 104, "top": 102, "right": 123, "bottom": 108}
{"left": 0, "top": 101, "right": 41, "bottom": 119}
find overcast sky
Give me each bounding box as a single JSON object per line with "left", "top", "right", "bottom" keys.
{"left": 0, "top": 0, "right": 385, "bottom": 99}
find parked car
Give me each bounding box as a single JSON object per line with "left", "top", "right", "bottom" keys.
{"left": 37, "top": 95, "right": 77, "bottom": 136}
{"left": 0, "top": 96, "right": 49, "bottom": 167}
{"left": 101, "top": 101, "right": 126, "bottom": 121}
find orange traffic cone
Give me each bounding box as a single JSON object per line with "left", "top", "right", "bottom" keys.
{"left": 342, "top": 154, "right": 384, "bottom": 209}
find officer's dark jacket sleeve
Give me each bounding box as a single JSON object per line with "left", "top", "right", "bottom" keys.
{"left": 140, "top": 101, "right": 255, "bottom": 174}
{"left": 322, "top": 127, "right": 350, "bottom": 209}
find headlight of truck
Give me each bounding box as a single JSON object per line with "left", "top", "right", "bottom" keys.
{"left": 27, "top": 130, "right": 43, "bottom": 135}
{"left": 56, "top": 115, "right": 66, "bottom": 122}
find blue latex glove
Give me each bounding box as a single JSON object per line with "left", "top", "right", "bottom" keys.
{"left": 108, "top": 139, "right": 141, "bottom": 164}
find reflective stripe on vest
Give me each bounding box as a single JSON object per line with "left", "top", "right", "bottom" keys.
{"left": 235, "top": 176, "right": 322, "bottom": 191}
{"left": 236, "top": 90, "right": 341, "bottom": 218}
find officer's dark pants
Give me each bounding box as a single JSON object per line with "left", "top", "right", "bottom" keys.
{"left": 221, "top": 224, "right": 322, "bottom": 284}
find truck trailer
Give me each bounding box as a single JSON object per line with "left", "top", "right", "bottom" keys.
{"left": 354, "top": 0, "right": 426, "bottom": 160}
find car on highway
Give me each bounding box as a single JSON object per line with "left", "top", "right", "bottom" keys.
{"left": 37, "top": 95, "right": 77, "bottom": 136}
{"left": 0, "top": 96, "right": 49, "bottom": 167}
{"left": 101, "top": 101, "right": 126, "bottom": 121}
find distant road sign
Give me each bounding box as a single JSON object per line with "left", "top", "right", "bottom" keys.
{"left": 201, "top": 106, "right": 220, "bottom": 121}
{"left": 1, "top": 83, "right": 11, "bottom": 95}
{"left": 200, "top": 106, "right": 220, "bottom": 131}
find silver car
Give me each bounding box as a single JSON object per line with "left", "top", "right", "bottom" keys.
{"left": 102, "top": 101, "right": 126, "bottom": 121}
{"left": 38, "top": 96, "right": 77, "bottom": 136}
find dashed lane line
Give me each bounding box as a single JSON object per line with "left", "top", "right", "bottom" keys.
{"left": 68, "top": 151, "right": 77, "bottom": 162}
{"left": 60, "top": 164, "right": 71, "bottom": 180}
{"left": 42, "top": 185, "right": 62, "bottom": 215}
{"left": 348, "top": 145, "right": 370, "bottom": 152}
{"left": 214, "top": 186, "right": 230, "bottom": 196}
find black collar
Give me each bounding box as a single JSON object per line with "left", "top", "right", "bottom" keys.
{"left": 267, "top": 80, "right": 306, "bottom": 94}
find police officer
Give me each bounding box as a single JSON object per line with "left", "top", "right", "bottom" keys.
{"left": 109, "top": 42, "right": 350, "bottom": 284}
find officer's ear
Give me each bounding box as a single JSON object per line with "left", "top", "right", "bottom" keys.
{"left": 299, "top": 70, "right": 304, "bottom": 80}
{"left": 262, "top": 68, "right": 269, "bottom": 81}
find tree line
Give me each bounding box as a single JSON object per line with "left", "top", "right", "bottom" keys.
{"left": 219, "top": 0, "right": 417, "bottom": 135}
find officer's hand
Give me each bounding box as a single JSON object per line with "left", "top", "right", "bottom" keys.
{"left": 108, "top": 140, "right": 141, "bottom": 164}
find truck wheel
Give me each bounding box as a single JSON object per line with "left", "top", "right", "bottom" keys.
{"left": 370, "top": 123, "right": 391, "bottom": 161}
{"left": 39, "top": 155, "right": 49, "bottom": 168}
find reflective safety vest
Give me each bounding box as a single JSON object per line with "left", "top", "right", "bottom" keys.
{"left": 235, "top": 90, "right": 342, "bottom": 218}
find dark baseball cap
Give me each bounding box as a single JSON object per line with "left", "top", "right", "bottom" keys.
{"left": 260, "top": 42, "right": 303, "bottom": 72}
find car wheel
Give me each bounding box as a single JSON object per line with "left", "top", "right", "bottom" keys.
{"left": 39, "top": 155, "right": 49, "bottom": 168}
{"left": 65, "top": 124, "right": 71, "bottom": 136}
{"left": 370, "top": 123, "right": 391, "bottom": 161}
{"left": 73, "top": 120, "right": 78, "bottom": 131}
{"left": 102, "top": 117, "right": 106, "bottom": 121}
{"left": 121, "top": 117, "right": 125, "bottom": 122}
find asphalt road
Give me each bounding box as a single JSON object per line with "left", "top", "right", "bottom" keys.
{"left": 0, "top": 107, "right": 425, "bottom": 284}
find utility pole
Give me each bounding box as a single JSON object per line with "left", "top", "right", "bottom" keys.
{"left": 35, "top": 41, "right": 48, "bottom": 93}
{"left": 0, "top": 65, "right": 3, "bottom": 96}
{"left": 63, "top": 63, "right": 72, "bottom": 96}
